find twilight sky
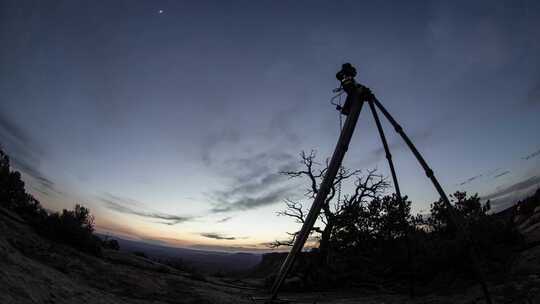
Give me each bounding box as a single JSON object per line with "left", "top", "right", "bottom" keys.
{"left": 1, "top": 1, "right": 540, "bottom": 252}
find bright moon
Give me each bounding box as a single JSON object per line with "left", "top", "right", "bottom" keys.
{"left": 158, "top": 9, "right": 164, "bottom": 14}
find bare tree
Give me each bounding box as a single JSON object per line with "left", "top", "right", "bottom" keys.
{"left": 270, "top": 150, "right": 389, "bottom": 265}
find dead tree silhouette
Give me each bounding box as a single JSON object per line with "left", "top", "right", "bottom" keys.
{"left": 264, "top": 63, "right": 492, "bottom": 304}
{"left": 269, "top": 155, "right": 389, "bottom": 267}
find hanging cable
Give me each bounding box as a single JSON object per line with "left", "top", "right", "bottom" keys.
{"left": 336, "top": 93, "right": 343, "bottom": 205}
{"left": 329, "top": 90, "right": 344, "bottom": 205}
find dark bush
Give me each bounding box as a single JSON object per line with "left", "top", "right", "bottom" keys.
{"left": 102, "top": 238, "right": 120, "bottom": 250}
{"left": 133, "top": 251, "right": 148, "bottom": 258}
{"left": 516, "top": 188, "right": 540, "bottom": 216}
{"left": 39, "top": 205, "right": 102, "bottom": 255}
{"left": 0, "top": 149, "right": 104, "bottom": 255}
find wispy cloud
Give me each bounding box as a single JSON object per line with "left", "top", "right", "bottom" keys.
{"left": 100, "top": 193, "right": 194, "bottom": 225}
{"left": 217, "top": 216, "right": 233, "bottom": 223}
{"left": 521, "top": 148, "right": 540, "bottom": 160}
{"left": 200, "top": 232, "right": 237, "bottom": 240}
{"left": 485, "top": 168, "right": 502, "bottom": 177}
{"left": 208, "top": 152, "right": 299, "bottom": 213}
{"left": 223, "top": 152, "right": 297, "bottom": 183}
{"left": 483, "top": 175, "right": 540, "bottom": 201}
{"left": 10, "top": 157, "right": 62, "bottom": 196}
{"left": 200, "top": 127, "right": 240, "bottom": 165}
{"left": 493, "top": 170, "right": 510, "bottom": 179}
{"left": 214, "top": 173, "right": 285, "bottom": 201}
{"left": 458, "top": 174, "right": 483, "bottom": 186}
{"left": 455, "top": 168, "right": 509, "bottom": 186}
{"left": 0, "top": 111, "right": 60, "bottom": 196}
{"left": 0, "top": 112, "right": 34, "bottom": 147}
{"left": 211, "top": 187, "right": 292, "bottom": 213}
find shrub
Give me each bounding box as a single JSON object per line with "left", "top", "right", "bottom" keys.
{"left": 516, "top": 188, "right": 540, "bottom": 216}
{"left": 102, "top": 238, "right": 120, "bottom": 250}
{"left": 133, "top": 251, "right": 148, "bottom": 258}
{"left": 0, "top": 149, "right": 104, "bottom": 256}
{"left": 39, "top": 205, "right": 102, "bottom": 255}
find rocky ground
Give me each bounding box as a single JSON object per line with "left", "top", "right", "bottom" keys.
{"left": 0, "top": 207, "right": 254, "bottom": 304}
{"left": 1, "top": 205, "right": 539, "bottom": 304}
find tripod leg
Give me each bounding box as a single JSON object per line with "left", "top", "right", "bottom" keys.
{"left": 367, "top": 100, "right": 404, "bottom": 210}
{"left": 371, "top": 98, "right": 492, "bottom": 304}
{"left": 368, "top": 100, "right": 415, "bottom": 297}
{"left": 270, "top": 87, "right": 366, "bottom": 301}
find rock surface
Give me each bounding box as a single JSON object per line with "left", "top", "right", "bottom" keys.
{"left": 1, "top": 205, "right": 540, "bottom": 303}
{"left": 0, "top": 207, "right": 251, "bottom": 304}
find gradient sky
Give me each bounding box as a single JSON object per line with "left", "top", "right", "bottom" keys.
{"left": 1, "top": 1, "right": 540, "bottom": 252}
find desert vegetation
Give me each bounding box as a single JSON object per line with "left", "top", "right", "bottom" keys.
{"left": 2, "top": 146, "right": 539, "bottom": 302}
{"left": 0, "top": 149, "right": 117, "bottom": 255}
{"left": 267, "top": 150, "right": 531, "bottom": 295}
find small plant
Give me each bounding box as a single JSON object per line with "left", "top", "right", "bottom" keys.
{"left": 133, "top": 251, "right": 148, "bottom": 258}
{"left": 102, "top": 238, "right": 120, "bottom": 250}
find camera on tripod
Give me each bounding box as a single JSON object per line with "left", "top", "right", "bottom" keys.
{"left": 335, "top": 63, "right": 357, "bottom": 84}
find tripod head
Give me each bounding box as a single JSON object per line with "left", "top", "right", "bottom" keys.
{"left": 336, "top": 63, "right": 357, "bottom": 87}
{"left": 334, "top": 63, "right": 375, "bottom": 115}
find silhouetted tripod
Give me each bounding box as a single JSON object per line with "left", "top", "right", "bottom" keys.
{"left": 267, "top": 63, "right": 492, "bottom": 304}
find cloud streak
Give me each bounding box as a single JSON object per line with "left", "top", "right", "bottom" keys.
{"left": 211, "top": 187, "right": 292, "bottom": 213}
{"left": 223, "top": 152, "right": 297, "bottom": 183}
{"left": 458, "top": 174, "right": 483, "bottom": 186}
{"left": 521, "top": 148, "right": 540, "bottom": 160}
{"left": 208, "top": 151, "right": 298, "bottom": 213}
{"left": 100, "top": 193, "right": 194, "bottom": 225}
{"left": 0, "top": 112, "right": 34, "bottom": 147}
{"left": 200, "top": 233, "right": 236, "bottom": 240}
{"left": 483, "top": 175, "right": 540, "bottom": 201}
{"left": 493, "top": 170, "right": 510, "bottom": 179}
{"left": 217, "top": 216, "right": 233, "bottom": 223}
{"left": 454, "top": 168, "right": 509, "bottom": 187}
{"left": 0, "top": 111, "right": 60, "bottom": 196}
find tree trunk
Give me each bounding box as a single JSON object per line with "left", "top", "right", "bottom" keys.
{"left": 318, "top": 221, "right": 333, "bottom": 266}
